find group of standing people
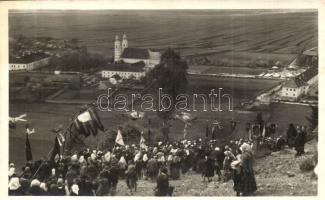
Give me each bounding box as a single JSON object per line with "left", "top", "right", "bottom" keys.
{"left": 8, "top": 137, "right": 259, "bottom": 196}
{"left": 286, "top": 124, "right": 308, "bottom": 157}
{"left": 9, "top": 121, "right": 310, "bottom": 196}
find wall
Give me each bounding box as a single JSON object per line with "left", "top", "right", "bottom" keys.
{"left": 281, "top": 86, "right": 302, "bottom": 99}
{"left": 102, "top": 70, "right": 145, "bottom": 80}
{"left": 9, "top": 57, "right": 50, "bottom": 71}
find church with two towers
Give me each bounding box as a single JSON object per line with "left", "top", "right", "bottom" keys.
{"left": 113, "top": 33, "right": 161, "bottom": 68}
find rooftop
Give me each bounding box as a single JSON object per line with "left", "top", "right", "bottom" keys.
{"left": 121, "top": 48, "right": 150, "bottom": 59}
{"left": 9, "top": 53, "right": 49, "bottom": 64}
{"left": 284, "top": 66, "right": 318, "bottom": 88}
{"left": 102, "top": 61, "right": 145, "bottom": 72}
{"left": 303, "top": 47, "right": 318, "bottom": 57}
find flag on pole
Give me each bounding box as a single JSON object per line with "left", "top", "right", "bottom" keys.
{"left": 57, "top": 132, "right": 65, "bottom": 146}
{"left": 140, "top": 132, "right": 147, "bottom": 150}
{"left": 25, "top": 133, "right": 32, "bottom": 162}
{"left": 50, "top": 136, "right": 61, "bottom": 163}
{"left": 183, "top": 123, "right": 188, "bottom": 139}
{"left": 73, "top": 107, "right": 104, "bottom": 137}
{"left": 262, "top": 125, "right": 266, "bottom": 138}
{"left": 248, "top": 125, "right": 252, "bottom": 141}
{"left": 115, "top": 129, "right": 125, "bottom": 146}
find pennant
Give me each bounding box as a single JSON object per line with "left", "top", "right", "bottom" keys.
{"left": 115, "top": 129, "right": 125, "bottom": 146}
{"left": 25, "top": 133, "right": 32, "bottom": 162}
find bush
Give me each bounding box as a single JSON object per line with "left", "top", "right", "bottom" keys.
{"left": 299, "top": 157, "right": 316, "bottom": 171}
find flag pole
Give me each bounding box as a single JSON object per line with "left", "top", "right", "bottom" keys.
{"left": 31, "top": 146, "right": 54, "bottom": 179}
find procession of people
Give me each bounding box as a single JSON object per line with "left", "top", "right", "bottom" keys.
{"left": 8, "top": 114, "right": 309, "bottom": 196}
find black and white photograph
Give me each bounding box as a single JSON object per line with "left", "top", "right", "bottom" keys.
{"left": 3, "top": 0, "right": 321, "bottom": 197}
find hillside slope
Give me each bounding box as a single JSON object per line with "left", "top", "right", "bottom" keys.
{"left": 114, "top": 139, "right": 317, "bottom": 196}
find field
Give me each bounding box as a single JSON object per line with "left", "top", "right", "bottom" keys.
{"left": 9, "top": 10, "right": 317, "bottom": 57}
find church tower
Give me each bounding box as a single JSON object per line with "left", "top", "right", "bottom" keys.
{"left": 114, "top": 35, "right": 122, "bottom": 62}
{"left": 122, "top": 33, "right": 128, "bottom": 52}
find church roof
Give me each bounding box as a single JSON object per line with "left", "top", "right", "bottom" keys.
{"left": 283, "top": 79, "right": 306, "bottom": 88}
{"left": 283, "top": 66, "right": 318, "bottom": 88}
{"left": 121, "top": 48, "right": 150, "bottom": 59}
{"left": 103, "top": 61, "right": 145, "bottom": 72}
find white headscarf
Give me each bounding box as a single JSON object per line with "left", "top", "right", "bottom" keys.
{"left": 71, "top": 154, "right": 78, "bottom": 163}
{"left": 104, "top": 152, "right": 111, "bottom": 162}
{"left": 143, "top": 154, "right": 148, "bottom": 162}
{"left": 79, "top": 155, "right": 85, "bottom": 164}
{"left": 134, "top": 152, "right": 141, "bottom": 162}
{"left": 8, "top": 177, "right": 21, "bottom": 190}
{"left": 119, "top": 156, "right": 127, "bottom": 168}
{"left": 8, "top": 167, "right": 15, "bottom": 177}
{"left": 71, "top": 184, "right": 79, "bottom": 195}
{"left": 240, "top": 143, "right": 252, "bottom": 153}
{"left": 40, "top": 182, "right": 48, "bottom": 192}
{"left": 90, "top": 153, "right": 96, "bottom": 161}
{"left": 30, "top": 179, "right": 41, "bottom": 187}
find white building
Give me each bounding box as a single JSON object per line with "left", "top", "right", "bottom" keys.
{"left": 101, "top": 62, "right": 146, "bottom": 80}
{"left": 114, "top": 33, "right": 161, "bottom": 68}
{"left": 281, "top": 66, "right": 318, "bottom": 100}
{"left": 9, "top": 53, "right": 50, "bottom": 71}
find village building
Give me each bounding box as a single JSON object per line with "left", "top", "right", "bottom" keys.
{"left": 9, "top": 53, "right": 50, "bottom": 71}
{"left": 288, "top": 47, "right": 318, "bottom": 69}
{"left": 280, "top": 66, "right": 318, "bottom": 100}
{"left": 101, "top": 61, "right": 146, "bottom": 80}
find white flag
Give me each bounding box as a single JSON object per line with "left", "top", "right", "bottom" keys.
{"left": 115, "top": 129, "right": 125, "bottom": 146}
{"left": 262, "top": 125, "right": 266, "bottom": 138}
{"left": 26, "top": 128, "right": 35, "bottom": 135}
{"left": 140, "top": 133, "right": 147, "bottom": 150}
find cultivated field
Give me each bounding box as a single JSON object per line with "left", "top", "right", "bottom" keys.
{"left": 9, "top": 10, "right": 317, "bottom": 57}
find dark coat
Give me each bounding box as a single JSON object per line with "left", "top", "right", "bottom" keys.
{"left": 204, "top": 158, "right": 215, "bottom": 178}
{"left": 156, "top": 172, "right": 169, "bottom": 196}
{"left": 238, "top": 152, "right": 257, "bottom": 194}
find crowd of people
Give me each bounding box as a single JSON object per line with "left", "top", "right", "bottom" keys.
{"left": 8, "top": 123, "right": 308, "bottom": 196}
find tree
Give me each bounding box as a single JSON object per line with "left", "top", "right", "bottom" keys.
{"left": 306, "top": 106, "right": 318, "bottom": 130}
{"left": 147, "top": 48, "right": 188, "bottom": 141}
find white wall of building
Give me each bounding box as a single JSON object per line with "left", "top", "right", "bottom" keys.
{"left": 281, "top": 86, "right": 302, "bottom": 99}
{"left": 102, "top": 70, "right": 145, "bottom": 80}
{"left": 9, "top": 57, "right": 50, "bottom": 71}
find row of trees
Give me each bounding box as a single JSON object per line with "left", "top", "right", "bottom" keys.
{"left": 49, "top": 46, "right": 108, "bottom": 73}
